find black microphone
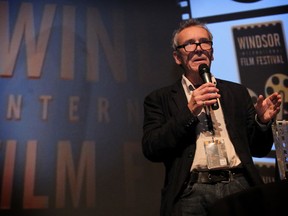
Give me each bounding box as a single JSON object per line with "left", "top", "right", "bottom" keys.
{"left": 199, "top": 64, "right": 219, "bottom": 110}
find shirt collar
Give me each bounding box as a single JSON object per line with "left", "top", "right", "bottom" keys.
{"left": 181, "top": 74, "right": 193, "bottom": 95}
{"left": 181, "top": 73, "right": 217, "bottom": 92}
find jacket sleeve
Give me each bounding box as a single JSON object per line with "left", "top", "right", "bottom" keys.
{"left": 142, "top": 89, "right": 199, "bottom": 162}
{"left": 219, "top": 80, "right": 274, "bottom": 159}
{"left": 243, "top": 85, "right": 274, "bottom": 157}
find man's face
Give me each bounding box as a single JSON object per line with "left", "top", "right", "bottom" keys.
{"left": 173, "top": 26, "right": 214, "bottom": 74}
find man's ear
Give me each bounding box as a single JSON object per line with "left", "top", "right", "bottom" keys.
{"left": 173, "top": 51, "right": 182, "bottom": 65}
{"left": 210, "top": 48, "right": 214, "bottom": 61}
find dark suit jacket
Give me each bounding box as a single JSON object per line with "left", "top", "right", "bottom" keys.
{"left": 142, "top": 78, "right": 274, "bottom": 216}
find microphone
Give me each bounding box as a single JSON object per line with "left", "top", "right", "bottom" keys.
{"left": 199, "top": 64, "right": 219, "bottom": 110}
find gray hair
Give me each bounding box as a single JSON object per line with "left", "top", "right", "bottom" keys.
{"left": 171, "top": 19, "right": 213, "bottom": 50}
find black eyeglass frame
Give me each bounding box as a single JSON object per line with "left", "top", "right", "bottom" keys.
{"left": 176, "top": 41, "right": 213, "bottom": 52}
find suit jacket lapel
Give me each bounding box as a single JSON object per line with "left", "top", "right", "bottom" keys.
{"left": 171, "top": 80, "right": 188, "bottom": 112}
{"left": 217, "top": 79, "right": 238, "bottom": 140}
{"left": 217, "top": 80, "right": 230, "bottom": 119}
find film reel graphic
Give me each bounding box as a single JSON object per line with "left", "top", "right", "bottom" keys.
{"left": 247, "top": 73, "right": 288, "bottom": 120}
{"left": 265, "top": 73, "right": 288, "bottom": 120}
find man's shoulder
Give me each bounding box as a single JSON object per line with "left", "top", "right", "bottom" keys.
{"left": 216, "top": 78, "right": 239, "bottom": 85}
{"left": 216, "top": 79, "right": 250, "bottom": 99}
{"left": 216, "top": 78, "right": 245, "bottom": 89}
{"left": 146, "top": 80, "right": 182, "bottom": 96}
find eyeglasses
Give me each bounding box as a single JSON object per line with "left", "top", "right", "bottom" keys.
{"left": 176, "top": 41, "right": 213, "bottom": 52}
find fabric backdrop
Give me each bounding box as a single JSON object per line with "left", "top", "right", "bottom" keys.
{"left": 0, "top": 0, "right": 182, "bottom": 215}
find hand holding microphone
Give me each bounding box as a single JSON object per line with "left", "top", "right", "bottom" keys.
{"left": 199, "top": 64, "right": 219, "bottom": 110}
